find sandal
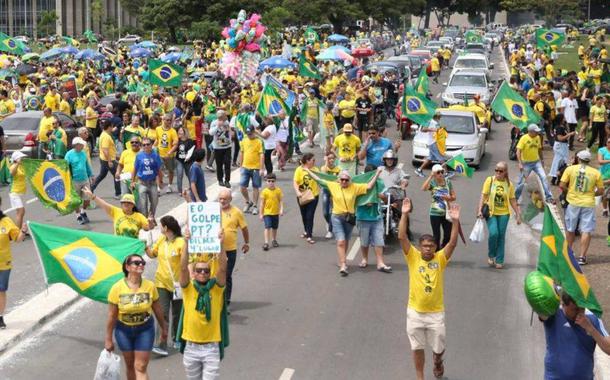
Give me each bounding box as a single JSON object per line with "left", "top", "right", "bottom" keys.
{"left": 301, "top": 232, "right": 307, "bottom": 238}
{"left": 487, "top": 258, "right": 495, "bottom": 267}
{"left": 339, "top": 267, "right": 349, "bottom": 277}
{"left": 307, "top": 238, "right": 316, "bottom": 244}
{"left": 433, "top": 355, "right": 444, "bottom": 378}
{"left": 377, "top": 265, "right": 392, "bottom": 273}
{"left": 359, "top": 260, "right": 368, "bottom": 268}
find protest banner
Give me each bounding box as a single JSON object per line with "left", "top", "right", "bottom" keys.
{"left": 188, "top": 202, "right": 221, "bottom": 253}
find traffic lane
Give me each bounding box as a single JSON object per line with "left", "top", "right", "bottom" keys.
{"left": 2, "top": 155, "right": 220, "bottom": 314}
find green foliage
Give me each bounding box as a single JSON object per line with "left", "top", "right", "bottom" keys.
{"left": 263, "top": 6, "right": 296, "bottom": 33}
{"left": 189, "top": 18, "right": 222, "bottom": 42}
{"left": 38, "top": 10, "right": 58, "bottom": 37}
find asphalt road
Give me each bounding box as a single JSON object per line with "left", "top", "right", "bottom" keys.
{"left": 0, "top": 47, "right": 546, "bottom": 379}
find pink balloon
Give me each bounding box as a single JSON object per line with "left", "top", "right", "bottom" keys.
{"left": 250, "top": 14, "right": 261, "bottom": 26}
{"left": 255, "top": 25, "right": 266, "bottom": 38}
{"left": 221, "top": 27, "right": 230, "bottom": 39}
{"left": 244, "top": 43, "right": 260, "bottom": 53}
{"left": 229, "top": 19, "right": 237, "bottom": 28}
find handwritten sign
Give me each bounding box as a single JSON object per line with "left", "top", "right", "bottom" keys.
{"left": 188, "top": 202, "right": 221, "bottom": 254}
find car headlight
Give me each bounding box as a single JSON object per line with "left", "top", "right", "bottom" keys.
{"left": 442, "top": 93, "right": 453, "bottom": 100}
{"left": 413, "top": 141, "right": 427, "bottom": 148}
{"left": 463, "top": 143, "right": 480, "bottom": 150}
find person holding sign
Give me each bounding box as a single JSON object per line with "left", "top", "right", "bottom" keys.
{"left": 259, "top": 173, "right": 284, "bottom": 251}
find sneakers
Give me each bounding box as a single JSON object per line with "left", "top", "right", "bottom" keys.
{"left": 243, "top": 202, "right": 253, "bottom": 213}
{"left": 251, "top": 206, "right": 259, "bottom": 215}
{"left": 272, "top": 240, "right": 279, "bottom": 248}
{"left": 77, "top": 214, "right": 84, "bottom": 224}
{"left": 166, "top": 185, "right": 173, "bottom": 194}
{"left": 414, "top": 168, "right": 425, "bottom": 178}
{"left": 0, "top": 316, "right": 5, "bottom": 329}
{"left": 81, "top": 213, "right": 90, "bottom": 224}
{"left": 325, "top": 231, "right": 334, "bottom": 239}
{"left": 223, "top": 181, "right": 231, "bottom": 188}
{"left": 152, "top": 346, "right": 169, "bottom": 356}
{"left": 262, "top": 243, "right": 269, "bottom": 251}
{"left": 578, "top": 256, "right": 587, "bottom": 266}
{"left": 205, "top": 165, "right": 215, "bottom": 171}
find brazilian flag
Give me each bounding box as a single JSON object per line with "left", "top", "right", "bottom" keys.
{"left": 0, "top": 32, "right": 26, "bottom": 55}
{"left": 29, "top": 222, "right": 145, "bottom": 303}
{"left": 401, "top": 86, "right": 437, "bottom": 126}
{"left": 315, "top": 171, "right": 385, "bottom": 206}
{"left": 148, "top": 59, "right": 184, "bottom": 87}
{"left": 25, "top": 95, "right": 42, "bottom": 110}
{"left": 62, "top": 36, "right": 80, "bottom": 47}
{"left": 298, "top": 53, "right": 322, "bottom": 80}
{"left": 256, "top": 82, "right": 289, "bottom": 118}
{"left": 464, "top": 30, "right": 483, "bottom": 44}
{"left": 536, "top": 28, "right": 565, "bottom": 49}
{"left": 490, "top": 81, "right": 540, "bottom": 130}
{"left": 445, "top": 153, "right": 474, "bottom": 178}
{"left": 414, "top": 66, "right": 429, "bottom": 95}
{"left": 22, "top": 158, "right": 81, "bottom": 215}
{"left": 84, "top": 30, "right": 98, "bottom": 43}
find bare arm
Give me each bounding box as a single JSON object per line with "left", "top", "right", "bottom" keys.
{"left": 575, "top": 313, "right": 610, "bottom": 355}
{"left": 366, "top": 168, "right": 382, "bottom": 190}
{"left": 216, "top": 245, "right": 228, "bottom": 287}
{"left": 443, "top": 204, "right": 461, "bottom": 260}
{"left": 151, "top": 300, "right": 168, "bottom": 342}
{"left": 82, "top": 187, "right": 113, "bottom": 215}
{"left": 104, "top": 304, "right": 118, "bottom": 351}
{"left": 477, "top": 193, "right": 488, "bottom": 218}
{"left": 510, "top": 198, "right": 522, "bottom": 224}
{"left": 398, "top": 198, "right": 412, "bottom": 255}
{"left": 241, "top": 226, "right": 250, "bottom": 254}
{"left": 180, "top": 235, "right": 190, "bottom": 288}
{"left": 421, "top": 173, "right": 433, "bottom": 191}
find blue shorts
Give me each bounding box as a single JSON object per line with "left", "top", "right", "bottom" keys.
{"left": 0, "top": 269, "right": 11, "bottom": 292}
{"left": 263, "top": 215, "right": 279, "bottom": 229}
{"left": 358, "top": 219, "right": 385, "bottom": 247}
{"left": 428, "top": 143, "right": 445, "bottom": 162}
{"left": 239, "top": 168, "right": 262, "bottom": 188}
{"left": 114, "top": 318, "right": 155, "bottom": 352}
{"left": 331, "top": 214, "right": 355, "bottom": 241}
{"left": 564, "top": 205, "right": 596, "bottom": 233}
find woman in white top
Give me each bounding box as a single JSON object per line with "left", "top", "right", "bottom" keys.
{"left": 259, "top": 117, "right": 277, "bottom": 175}
{"left": 274, "top": 110, "right": 290, "bottom": 171}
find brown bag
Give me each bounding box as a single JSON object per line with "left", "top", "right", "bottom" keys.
{"left": 298, "top": 189, "right": 315, "bottom": 206}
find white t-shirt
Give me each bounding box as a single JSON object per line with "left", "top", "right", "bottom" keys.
{"left": 262, "top": 124, "right": 277, "bottom": 150}
{"left": 424, "top": 119, "right": 438, "bottom": 146}
{"left": 560, "top": 97, "right": 578, "bottom": 124}
{"left": 275, "top": 118, "right": 289, "bottom": 143}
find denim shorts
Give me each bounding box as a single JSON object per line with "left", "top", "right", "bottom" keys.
{"left": 114, "top": 317, "right": 155, "bottom": 352}
{"left": 358, "top": 219, "right": 385, "bottom": 247}
{"left": 0, "top": 269, "right": 11, "bottom": 292}
{"left": 331, "top": 214, "right": 355, "bottom": 241}
{"left": 428, "top": 143, "right": 445, "bottom": 162}
{"left": 239, "top": 168, "right": 262, "bottom": 188}
{"left": 564, "top": 204, "right": 596, "bottom": 233}
{"left": 263, "top": 215, "right": 279, "bottom": 229}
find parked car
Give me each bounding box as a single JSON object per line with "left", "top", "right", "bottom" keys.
{"left": 387, "top": 55, "right": 422, "bottom": 78}
{"left": 409, "top": 49, "right": 433, "bottom": 74}
{"left": 442, "top": 70, "right": 492, "bottom": 106}
{"left": 117, "top": 34, "right": 141, "bottom": 46}
{"left": 411, "top": 108, "right": 488, "bottom": 167}
{"left": 365, "top": 62, "right": 411, "bottom": 82}
{"left": 438, "top": 36, "right": 454, "bottom": 50}
{"left": 1, "top": 111, "right": 82, "bottom": 158}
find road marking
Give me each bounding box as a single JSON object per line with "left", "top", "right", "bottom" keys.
{"left": 436, "top": 92, "right": 441, "bottom": 99}
{"left": 4, "top": 197, "right": 39, "bottom": 214}
{"left": 347, "top": 238, "right": 361, "bottom": 261}
{"left": 279, "top": 368, "right": 295, "bottom": 380}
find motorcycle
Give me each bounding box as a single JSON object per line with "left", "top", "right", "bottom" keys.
{"left": 381, "top": 185, "right": 412, "bottom": 240}
{"left": 508, "top": 125, "right": 523, "bottom": 161}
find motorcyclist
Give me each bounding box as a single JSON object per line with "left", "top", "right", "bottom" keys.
{"left": 379, "top": 150, "right": 409, "bottom": 201}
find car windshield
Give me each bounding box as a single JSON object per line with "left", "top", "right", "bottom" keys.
{"left": 455, "top": 59, "right": 487, "bottom": 69}
{"left": 0, "top": 117, "right": 39, "bottom": 131}
{"left": 449, "top": 74, "right": 487, "bottom": 87}
{"left": 439, "top": 115, "right": 475, "bottom": 134}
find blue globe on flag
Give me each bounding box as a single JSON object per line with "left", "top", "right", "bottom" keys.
{"left": 407, "top": 98, "right": 421, "bottom": 113}
{"left": 544, "top": 33, "right": 554, "bottom": 42}
{"left": 63, "top": 247, "right": 97, "bottom": 283}
{"left": 511, "top": 104, "right": 524, "bottom": 118}
{"left": 42, "top": 167, "right": 66, "bottom": 202}
{"left": 7, "top": 39, "right": 16, "bottom": 48}
{"left": 159, "top": 66, "right": 172, "bottom": 80}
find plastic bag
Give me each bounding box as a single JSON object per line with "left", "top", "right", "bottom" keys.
{"left": 469, "top": 218, "right": 486, "bottom": 243}
{"left": 94, "top": 349, "right": 121, "bottom": 380}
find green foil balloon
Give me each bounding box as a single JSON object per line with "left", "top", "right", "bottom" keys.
{"left": 524, "top": 271, "right": 560, "bottom": 317}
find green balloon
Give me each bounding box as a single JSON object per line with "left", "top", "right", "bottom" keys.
{"left": 524, "top": 271, "right": 560, "bottom": 317}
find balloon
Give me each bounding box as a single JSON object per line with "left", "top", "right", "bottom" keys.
{"left": 228, "top": 38, "right": 237, "bottom": 49}
{"left": 524, "top": 271, "right": 560, "bottom": 317}
{"left": 244, "top": 43, "right": 260, "bottom": 53}
{"left": 228, "top": 28, "right": 236, "bottom": 38}
{"left": 250, "top": 13, "right": 261, "bottom": 26}
{"left": 237, "top": 9, "right": 247, "bottom": 23}
{"left": 237, "top": 40, "right": 246, "bottom": 52}
{"left": 255, "top": 25, "right": 266, "bottom": 39}
{"left": 229, "top": 19, "right": 237, "bottom": 28}
{"left": 243, "top": 20, "right": 251, "bottom": 32}
{"left": 221, "top": 27, "right": 230, "bottom": 39}
{"left": 235, "top": 30, "right": 246, "bottom": 41}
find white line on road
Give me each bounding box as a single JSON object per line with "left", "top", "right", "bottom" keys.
{"left": 347, "top": 238, "right": 361, "bottom": 261}
{"left": 278, "top": 368, "right": 295, "bottom": 380}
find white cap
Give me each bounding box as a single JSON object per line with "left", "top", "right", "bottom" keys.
{"left": 527, "top": 124, "right": 541, "bottom": 133}
{"left": 11, "top": 150, "right": 27, "bottom": 162}
{"left": 432, "top": 164, "right": 444, "bottom": 173}
{"left": 72, "top": 137, "right": 87, "bottom": 146}
{"left": 576, "top": 150, "right": 591, "bottom": 161}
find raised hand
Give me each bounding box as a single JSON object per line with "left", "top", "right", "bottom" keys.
{"left": 401, "top": 198, "right": 412, "bottom": 214}
{"left": 448, "top": 203, "right": 461, "bottom": 221}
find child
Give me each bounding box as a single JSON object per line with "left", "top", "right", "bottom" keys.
{"left": 321, "top": 152, "right": 340, "bottom": 238}
{"left": 259, "top": 173, "right": 284, "bottom": 250}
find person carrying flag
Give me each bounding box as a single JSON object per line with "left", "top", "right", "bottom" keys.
{"left": 65, "top": 137, "right": 94, "bottom": 225}
{"left": 414, "top": 113, "right": 445, "bottom": 178}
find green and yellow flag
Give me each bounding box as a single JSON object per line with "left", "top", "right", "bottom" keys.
{"left": 537, "top": 206, "right": 602, "bottom": 316}
{"left": 536, "top": 28, "right": 565, "bottom": 49}
{"left": 401, "top": 86, "right": 437, "bottom": 126}
{"left": 304, "top": 27, "right": 319, "bottom": 44}
{"left": 148, "top": 59, "right": 184, "bottom": 87}
{"left": 83, "top": 30, "right": 98, "bottom": 43}
{"left": 464, "top": 30, "right": 483, "bottom": 44}
{"left": 315, "top": 171, "right": 384, "bottom": 206}
{"left": 0, "top": 156, "right": 11, "bottom": 185}
{"left": 446, "top": 153, "right": 473, "bottom": 178}
{"left": 29, "top": 222, "right": 145, "bottom": 303}
{"left": 298, "top": 53, "right": 322, "bottom": 80}
{"left": 491, "top": 81, "right": 540, "bottom": 130}
{"left": 414, "top": 66, "right": 429, "bottom": 95}
{"left": 22, "top": 158, "right": 81, "bottom": 215}
{"left": 256, "top": 82, "right": 289, "bottom": 118}
{"left": 62, "top": 36, "right": 80, "bottom": 47}
{"left": 0, "top": 32, "right": 26, "bottom": 55}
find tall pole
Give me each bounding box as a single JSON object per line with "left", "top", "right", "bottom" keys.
{"left": 588, "top": 0, "right": 591, "bottom": 22}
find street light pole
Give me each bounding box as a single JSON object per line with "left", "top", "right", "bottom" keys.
{"left": 588, "top": 0, "right": 591, "bottom": 22}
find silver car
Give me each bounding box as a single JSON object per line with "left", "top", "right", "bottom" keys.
{"left": 450, "top": 53, "right": 493, "bottom": 79}
{"left": 442, "top": 70, "right": 492, "bottom": 106}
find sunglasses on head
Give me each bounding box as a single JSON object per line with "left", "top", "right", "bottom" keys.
{"left": 194, "top": 267, "right": 210, "bottom": 274}
{"left": 129, "top": 260, "right": 146, "bottom": 266}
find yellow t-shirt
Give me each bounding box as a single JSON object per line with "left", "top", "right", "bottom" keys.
{"left": 221, "top": 206, "right": 247, "bottom": 251}
{"left": 404, "top": 246, "right": 448, "bottom": 313}
{"left": 338, "top": 99, "right": 356, "bottom": 119}
{"left": 99, "top": 131, "right": 117, "bottom": 161}
{"left": 321, "top": 164, "right": 340, "bottom": 176}
{"left": 239, "top": 137, "right": 263, "bottom": 170}
{"left": 0, "top": 216, "right": 20, "bottom": 270}
{"left": 181, "top": 281, "right": 224, "bottom": 343}
{"left": 516, "top": 134, "right": 541, "bottom": 162}
{"left": 109, "top": 206, "right": 148, "bottom": 238}
{"left": 108, "top": 278, "right": 159, "bottom": 326}
{"left": 0, "top": 99, "right": 15, "bottom": 120}
{"left": 150, "top": 236, "right": 186, "bottom": 291}
{"left": 588, "top": 68, "right": 602, "bottom": 85}
{"left": 333, "top": 133, "right": 361, "bottom": 160}
{"left": 326, "top": 182, "right": 368, "bottom": 214}
{"left": 545, "top": 64, "right": 554, "bottom": 80}
{"left": 44, "top": 93, "right": 60, "bottom": 111}
{"left": 10, "top": 164, "right": 26, "bottom": 195}
{"left": 155, "top": 127, "right": 178, "bottom": 158}
{"left": 85, "top": 106, "right": 98, "bottom": 129}
{"left": 59, "top": 99, "right": 71, "bottom": 114}
{"left": 590, "top": 105, "right": 606, "bottom": 123}
{"left": 261, "top": 187, "right": 283, "bottom": 216}
{"left": 119, "top": 149, "right": 138, "bottom": 175}
{"left": 38, "top": 115, "right": 55, "bottom": 142}
{"left": 293, "top": 165, "right": 320, "bottom": 197}
{"left": 560, "top": 165, "right": 604, "bottom": 208}
{"left": 482, "top": 177, "right": 515, "bottom": 216}
{"left": 430, "top": 57, "right": 440, "bottom": 72}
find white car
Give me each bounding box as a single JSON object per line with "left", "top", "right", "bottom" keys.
{"left": 439, "top": 36, "right": 454, "bottom": 50}
{"left": 411, "top": 109, "right": 488, "bottom": 167}
{"left": 450, "top": 53, "right": 493, "bottom": 78}
{"left": 441, "top": 70, "right": 492, "bottom": 106}
{"left": 117, "top": 34, "right": 141, "bottom": 45}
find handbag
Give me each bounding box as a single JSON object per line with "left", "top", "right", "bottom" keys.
{"left": 340, "top": 188, "right": 357, "bottom": 225}
{"left": 481, "top": 176, "right": 494, "bottom": 220}
{"left": 298, "top": 189, "right": 315, "bottom": 206}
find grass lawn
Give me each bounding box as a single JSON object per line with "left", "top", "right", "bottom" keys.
{"left": 555, "top": 34, "right": 610, "bottom": 72}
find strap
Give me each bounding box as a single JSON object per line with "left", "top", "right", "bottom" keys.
{"left": 340, "top": 187, "right": 350, "bottom": 213}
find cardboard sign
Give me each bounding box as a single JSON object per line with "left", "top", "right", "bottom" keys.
{"left": 62, "top": 76, "right": 78, "bottom": 99}
{"left": 188, "top": 202, "right": 221, "bottom": 253}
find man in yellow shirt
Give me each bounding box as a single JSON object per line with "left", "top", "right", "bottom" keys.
{"left": 430, "top": 53, "right": 441, "bottom": 83}
{"left": 59, "top": 92, "right": 71, "bottom": 115}
{"left": 238, "top": 126, "right": 264, "bottom": 215}
{"left": 91, "top": 120, "right": 121, "bottom": 197}
{"left": 116, "top": 136, "right": 141, "bottom": 195}
{"left": 156, "top": 114, "right": 179, "bottom": 193}
{"left": 398, "top": 197, "right": 460, "bottom": 380}
{"left": 37, "top": 107, "right": 55, "bottom": 158}
{"left": 587, "top": 61, "right": 603, "bottom": 93}
{"left": 515, "top": 124, "right": 553, "bottom": 202}
{"left": 332, "top": 123, "right": 361, "bottom": 175}
{"left": 338, "top": 92, "right": 356, "bottom": 128}
{"left": 545, "top": 60, "right": 555, "bottom": 81}
{"left": 43, "top": 86, "right": 61, "bottom": 111}
{"left": 560, "top": 150, "right": 604, "bottom": 265}
{"left": 85, "top": 97, "right": 98, "bottom": 149}
{"left": 0, "top": 89, "right": 15, "bottom": 121}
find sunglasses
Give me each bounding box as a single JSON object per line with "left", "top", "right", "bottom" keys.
{"left": 339, "top": 178, "right": 350, "bottom": 182}
{"left": 129, "top": 260, "right": 146, "bottom": 266}
{"left": 495, "top": 169, "right": 505, "bottom": 173}
{"left": 142, "top": 143, "right": 152, "bottom": 146}
{"left": 131, "top": 141, "right": 140, "bottom": 145}
{"left": 435, "top": 171, "right": 444, "bottom": 174}
{"left": 194, "top": 267, "right": 210, "bottom": 274}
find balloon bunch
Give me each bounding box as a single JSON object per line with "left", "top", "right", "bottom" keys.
{"left": 220, "top": 10, "right": 267, "bottom": 85}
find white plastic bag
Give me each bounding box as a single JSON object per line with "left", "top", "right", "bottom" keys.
{"left": 469, "top": 218, "right": 486, "bottom": 243}
{"left": 94, "top": 349, "right": 121, "bottom": 380}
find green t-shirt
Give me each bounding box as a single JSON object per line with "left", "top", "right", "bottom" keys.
{"left": 428, "top": 179, "right": 452, "bottom": 216}
{"left": 356, "top": 203, "right": 381, "bottom": 222}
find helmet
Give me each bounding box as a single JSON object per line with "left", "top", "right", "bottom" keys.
{"left": 383, "top": 150, "right": 397, "bottom": 160}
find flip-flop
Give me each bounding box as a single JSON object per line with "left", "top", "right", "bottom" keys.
{"left": 377, "top": 265, "right": 392, "bottom": 273}
{"left": 359, "top": 261, "right": 368, "bottom": 268}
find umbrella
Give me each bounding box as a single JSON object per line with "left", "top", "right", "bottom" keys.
{"left": 136, "top": 41, "right": 157, "bottom": 49}
{"left": 351, "top": 47, "right": 375, "bottom": 58}
{"left": 167, "top": 46, "right": 181, "bottom": 52}
{"left": 316, "top": 46, "right": 354, "bottom": 61}
{"left": 259, "top": 56, "right": 296, "bottom": 70}
{"left": 0, "top": 69, "right": 16, "bottom": 79}
{"left": 60, "top": 46, "right": 79, "bottom": 55}
{"left": 327, "top": 34, "right": 349, "bottom": 43}
{"left": 22, "top": 53, "right": 39, "bottom": 62}
{"left": 161, "top": 52, "right": 182, "bottom": 63}
{"left": 130, "top": 48, "right": 152, "bottom": 58}
{"left": 40, "top": 48, "right": 64, "bottom": 61}
{"left": 75, "top": 48, "right": 103, "bottom": 60}
{"left": 15, "top": 63, "right": 36, "bottom": 75}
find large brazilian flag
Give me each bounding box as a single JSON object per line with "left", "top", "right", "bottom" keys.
{"left": 29, "top": 222, "right": 145, "bottom": 303}
{"left": 22, "top": 158, "right": 81, "bottom": 215}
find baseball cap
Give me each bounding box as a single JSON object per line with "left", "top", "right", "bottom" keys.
{"left": 343, "top": 123, "right": 353, "bottom": 132}
{"left": 576, "top": 150, "right": 591, "bottom": 161}
{"left": 432, "top": 164, "right": 444, "bottom": 173}
{"left": 120, "top": 194, "right": 136, "bottom": 205}
{"left": 72, "top": 137, "right": 87, "bottom": 146}
{"left": 527, "top": 124, "right": 541, "bottom": 133}
{"left": 11, "top": 151, "right": 27, "bottom": 162}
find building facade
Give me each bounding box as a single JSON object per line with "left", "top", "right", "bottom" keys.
{"left": 0, "top": 0, "right": 137, "bottom": 37}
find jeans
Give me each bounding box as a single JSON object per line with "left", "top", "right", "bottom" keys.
{"left": 183, "top": 342, "right": 220, "bottom": 380}
{"left": 226, "top": 250, "right": 237, "bottom": 304}
{"left": 487, "top": 214, "right": 510, "bottom": 264}
{"left": 156, "top": 287, "right": 182, "bottom": 344}
{"left": 298, "top": 196, "right": 318, "bottom": 238}
{"left": 549, "top": 142, "right": 569, "bottom": 178}
{"left": 137, "top": 179, "right": 158, "bottom": 217}
{"left": 264, "top": 149, "right": 274, "bottom": 174}
{"left": 515, "top": 161, "right": 552, "bottom": 201}
{"left": 232, "top": 138, "right": 240, "bottom": 164}
{"left": 204, "top": 135, "right": 214, "bottom": 166}
{"left": 91, "top": 160, "right": 121, "bottom": 196}
{"left": 322, "top": 190, "right": 332, "bottom": 232}
{"left": 430, "top": 214, "right": 451, "bottom": 248}
{"left": 214, "top": 148, "right": 232, "bottom": 183}
{"left": 176, "top": 160, "right": 190, "bottom": 193}
{"left": 588, "top": 121, "right": 607, "bottom": 149}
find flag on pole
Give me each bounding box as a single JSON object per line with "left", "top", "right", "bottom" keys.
{"left": 298, "top": 53, "right": 322, "bottom": 80}
{"left": 401, "top": 86, "right": 437, "bottom": 126}
{"left": 62, "top": 36, "right": 80, "bottom": 47}
{"left": 84, "top": 30, "right": 98, "bottom": 43}
{"left": 445, "top": 154, "right": 474, "bottom": 178}
{"left": 536, "top": 28, "right": 565, "bottom": 49}
{"left": 414, "top": 66, "right": 429, "bottom": 95}
{"left": 537, "top": 207, "right": 602, "bottom": 316}
{"left": 29, "top": 222, "right": 145, "bottom": 303}
{"left": 256, "top": 82, "right": 290, "bottom": 118}
{"left": 266, "top": 75, "right": 296, "bottom": 112}
{"left": 21, "top": 158, "right": 81, "bottom": 215}
{"left": 490, "top": 81, "right": 541, "bottom": 130}
{"left": 148, "top": 59, "right": 184, "bottom": 87}
{"left": 304, "top": 27, "right": 319, "bottom": 44}
{"left": 464, "top": 30, "right": 483, "bottom": 44}
{"left": 0, "top": 32, "right": 26, "bottom": 55}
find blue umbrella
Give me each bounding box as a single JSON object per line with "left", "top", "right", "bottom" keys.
{"left": 327, "top": 34, "right": 349, "bottom": 43}
{"left": 315, "top": 46, "right": 352, "bottom": 61}
{"left": 60, "top": 46, "right": 79, "bottom": 55}
{"left": 161, "top": 52, "right": 182, "bottom": 63}
{"left": 259, "top": 56, "right": 296, "bottom": 70}
{"left": 327, "top": 45, "right": 350, "bottom": 53}
{"left": 40, "top": 48, "right": 63, "bottom": 61}
{"left": 135, "top": 40, "right": 157, "bottom": 49}
{"left": 75, "top": 48, "right": 97, "bottom": 60}
{"left": 130, "top": 48, "right": 152, "bottom": 58}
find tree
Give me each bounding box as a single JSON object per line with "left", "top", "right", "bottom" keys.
{"left": 38, "top": 10, "right": 58, "bottom": 37}
{"left": 190, "top": 18, "right": 222, "bottom": 42}
{"left": 138, "top": 0, "right": 206, "bottom": 42}
{"left": 91, "top": 0, "right": 103, "bottom": 34}
{"left": 263, "top": 6, "right": 296, "bottom": 33}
